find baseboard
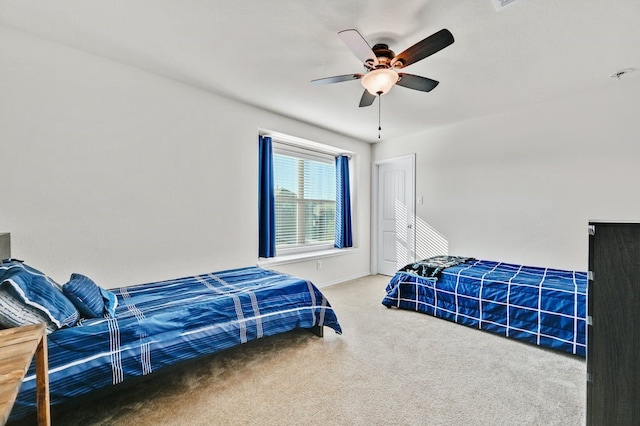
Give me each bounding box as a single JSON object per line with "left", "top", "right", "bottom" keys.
{"left": 317, "top": 271, "right": 372, "bottom": 288}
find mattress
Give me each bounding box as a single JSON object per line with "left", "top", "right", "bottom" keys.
{"left": 382, "top": 258, "right": 587, "bottom": 356}
{"left": 12, "top": 266, "right": 341, "bottom": 420}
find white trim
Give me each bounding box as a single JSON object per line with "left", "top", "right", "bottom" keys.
{"left": 258, "top": 247, "right": 358, "bottom": 267}
{"left": 259, "top": 129, "right": 353, "bottom": 158}
{"left": 371, "top": 154, "right": 416, "bottom": 275}
{"left": 374, "top": 154, "right": 416, "bottom": 166}
{"left": 273, "top": 144, "right": 335, "bottom": 163}
{"left": 316, "top": 272, "right": 372, "bottom": 289}
{"left": 275, "top": 242, "right": 336, "bottom": 257}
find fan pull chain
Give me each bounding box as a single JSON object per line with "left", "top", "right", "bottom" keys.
{"left": 377, "top": 92, "right": 382, "bottom": 139}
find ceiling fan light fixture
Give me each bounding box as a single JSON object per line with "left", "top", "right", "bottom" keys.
{"left": 361, "top": 69, "right": 399, "bottom": 95}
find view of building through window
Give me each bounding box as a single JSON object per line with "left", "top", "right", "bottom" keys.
{"left": 273, "top": 151, "right": 335, "bottom": 249}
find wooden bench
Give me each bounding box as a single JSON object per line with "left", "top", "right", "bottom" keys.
{"left": 0, "top": 323, "right": 50, "bottom": 425}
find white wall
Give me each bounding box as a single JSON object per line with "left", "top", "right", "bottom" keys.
{"left": 373, "top": 79, "right": 640, "bottom": 271}
{"left": 0, "top": 26, "right": 371, "bottom": 288}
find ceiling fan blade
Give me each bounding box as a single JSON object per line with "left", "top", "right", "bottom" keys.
{"left": 359, "top": 90, "right": 376, "bottom": 108}
{"left": 396, "top": 73, "right": 439, "bottom": 92}
{"left": 338, "top": 29, "right": 379, "bottom": 66}
{"left": 391, "top": 29, "right": 454, "bottom": 68}
{"left": 311, "top": 74, "right": 363, "bottom": 85}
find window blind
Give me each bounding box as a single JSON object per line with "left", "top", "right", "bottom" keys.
{"left": 273, "top": 151, "right": 336, "bottom": 249}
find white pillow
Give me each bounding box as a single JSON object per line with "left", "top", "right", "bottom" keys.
{"left": 0, "top": 288, "right": 57, "bottom": 333}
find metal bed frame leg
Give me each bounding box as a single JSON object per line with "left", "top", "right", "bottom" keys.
{"left": 307, "top": 325, "right": 324, "bottom": 337}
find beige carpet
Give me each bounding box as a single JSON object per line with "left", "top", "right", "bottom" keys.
{"left": 55, "top": 275, "right": 586, "bottom": 425}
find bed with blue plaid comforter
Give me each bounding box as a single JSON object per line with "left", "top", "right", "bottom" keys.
{"left": 12, "top": 266, "right": 341, "bottom": 421}
{"left": 382, "top": 257, "right": 587, "bottom": 356}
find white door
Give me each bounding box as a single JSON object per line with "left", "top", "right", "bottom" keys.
{"left": 376, "top": 155, "right": 415, "bottom": 276}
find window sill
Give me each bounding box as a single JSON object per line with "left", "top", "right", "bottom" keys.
{"left": 258, "top": 247, "right": 358, "bottom": 267}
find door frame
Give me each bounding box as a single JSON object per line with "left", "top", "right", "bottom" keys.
{"left": 371, "top": 153, "right": 417, "bottom": 275}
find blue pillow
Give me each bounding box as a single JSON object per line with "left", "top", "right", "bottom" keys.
{"left": 0, "top": 259, "right": 62, "bottom": 290}
{"left": 63, "top": 273, "right": 105, "bottom": 318}
{"left": 100, "top": 287, "right": 118, "bottom": 318}
{"left": 0, "top": 268, "right": 79, "bottom": 328}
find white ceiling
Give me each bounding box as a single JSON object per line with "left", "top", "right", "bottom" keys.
{"left": 1, "top": 0, "right": 639, "bottom": 143}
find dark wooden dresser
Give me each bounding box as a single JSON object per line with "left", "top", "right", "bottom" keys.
{"left": 587, "top": 222, "right": 640, "bottom": 425}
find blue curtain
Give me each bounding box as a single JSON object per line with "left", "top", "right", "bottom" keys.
{"left": 258, "top": 135, "right": 276, "bottom": 258}
{"left": 335, "top": 155, "right": 353, "bottom": 248}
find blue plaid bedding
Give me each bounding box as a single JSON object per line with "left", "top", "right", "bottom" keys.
{"left": 12, "top": 266, "right": 341, "bottom": 420}
{"left": 382, "top": 259, "right": 587, "bottom": 356}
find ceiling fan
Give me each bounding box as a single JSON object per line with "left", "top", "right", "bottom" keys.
{"left": 312, "top": 28, "right": 455, "bottom": 107}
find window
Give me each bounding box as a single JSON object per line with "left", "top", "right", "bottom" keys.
{"left": 258, "top": 132, "right": 353, "bottom": 260}
{"left": 273, "top": 147, "right": 336, "bottom": 253}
